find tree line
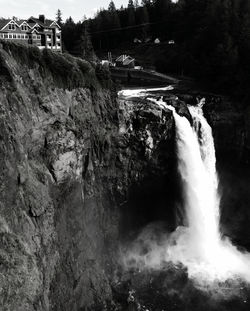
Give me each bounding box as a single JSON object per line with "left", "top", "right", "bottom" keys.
{"left": 59, "top": 0, "right": 250, "bottom": 103}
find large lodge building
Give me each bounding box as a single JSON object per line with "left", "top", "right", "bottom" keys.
{"left": 0, "top": 15, "right": 62, "bottom": 52}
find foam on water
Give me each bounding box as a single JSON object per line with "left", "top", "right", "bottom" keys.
{"left": 118, "top": 86, "right": 174, "bottom": 98}
{"left": 166, "top": 104, "right": 250, "bottom": 283}
{"left": 121, "top": 89, "right": 250, "bottom": 286}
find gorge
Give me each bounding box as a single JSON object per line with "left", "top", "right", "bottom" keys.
{"left": 0, "top": 42, "right": 250, "bottom": 311}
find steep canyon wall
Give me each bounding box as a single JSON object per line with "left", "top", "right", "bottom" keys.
{"left": 1, "top": 41, "right": 250, "bottom": 310}
{"left": 0, "top": 43, "right": 178, "bottom": 311}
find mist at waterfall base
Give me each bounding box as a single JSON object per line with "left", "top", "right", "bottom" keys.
{"left": 119, "top": 88, "right": 250, "bottom": 294}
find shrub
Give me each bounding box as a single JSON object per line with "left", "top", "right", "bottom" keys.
{"left": 0, "top": 41, "right": 101, "bottom": 90}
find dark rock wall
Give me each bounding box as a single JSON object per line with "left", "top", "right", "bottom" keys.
{"left": 2, "top": 42, "right": 249, "bottom": 310}
{"left": 117, "top": 97, "right": 178, "bottom": 237}
{"left": 0, "top": 45, "right": 123, "bottom": 310}
{"left": 0, "top": 45, "right": 179, "bottom": 310}
{"left": 204, "top": 97, "right": 250, "bottom": 249}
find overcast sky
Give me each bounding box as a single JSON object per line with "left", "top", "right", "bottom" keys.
{"left": 0, "top": 0, "right": 133, "bottom": 22}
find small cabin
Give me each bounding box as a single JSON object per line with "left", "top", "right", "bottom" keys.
{"left": 115, "top": 55, "right": 135, "bottom": 69}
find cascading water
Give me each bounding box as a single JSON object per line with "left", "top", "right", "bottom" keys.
{"left": 166, "top": 105, "right": 221, "bottom": 262}
{"left": 121, "top": 88, "right": 250, "bottom": 286}
{"left": 166, "top": 102, "right": 250, "bottom": 283}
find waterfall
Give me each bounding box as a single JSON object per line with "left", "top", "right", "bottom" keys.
{"left": 121, "top": 89, "right": 250, "bottom": 285}
{"left": 168, "top": 107, "right": 220, "bottom": 255}
{"left": 167, "top": 103, "right": 250, "bottom": 283}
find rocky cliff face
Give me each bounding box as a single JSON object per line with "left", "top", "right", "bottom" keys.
{"left": 0, "top": 43, "right": 182, "bottom": 311}
{"left": 0, "top": 42, "right": 121, "bottom": 311}
{"left": 1, "top": 42, "right": 249, "bottom": 311}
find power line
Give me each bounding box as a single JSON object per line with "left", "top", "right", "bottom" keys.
{"left": 89, "top": 19, "right": 168, "bottom": 35}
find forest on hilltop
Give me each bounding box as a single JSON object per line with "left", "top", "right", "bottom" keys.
{"left": 61, "top": 0, "right": 250, "bottom": 103}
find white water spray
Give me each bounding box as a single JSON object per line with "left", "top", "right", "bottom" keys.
{"left": 118, "top": 86, "right": 174, "bottom": 98}
{"left": 121, "top": 88, "right": 250, "bottom": 285}
{"left": 166, "top": 103, "right": 250, "bottom": 283}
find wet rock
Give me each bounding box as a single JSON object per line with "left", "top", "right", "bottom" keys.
{"left": 0, "top": 44, "right": 178, "bottom": 311}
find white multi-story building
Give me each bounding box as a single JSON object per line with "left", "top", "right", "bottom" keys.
{"left": 0, "top": 15, "right": 62, "bottom": 52}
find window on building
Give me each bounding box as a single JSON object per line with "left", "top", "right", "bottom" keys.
{"left": 13, "top": 34, "right": 16, "bottom": 39}
{"left": 25, "top": 35, "right": 28, "bottom": 39}
{"left": 21, "top": 25, "right": 28, "bottom": 31}
{"left": 9, "top": 34, "right": 12, "bottom": 39}
{"left": 33, "top": 35, "right": 37, "bottom": 40}
{"left": 17, "top": 34, "right": 21, "bottom": 39}
{"left": 57, "top": 43, "right": 61, "bottom": 47}
{"left": 4, "top": 34, "right": 8, "bottom": 38}
{"left": 37, "top": 35, "right": 41, "bottom": 40}
{"left": 0, "top": 34, "right": 3, "bottom": 38}
{"left": 8, "top": 23, "right": 15, "bottom": 30}
{"left": 48, "top": 43, "right": 51, "bottom": 46}
{"left": 21, "top": 35, "right": 24, "bottom": 39}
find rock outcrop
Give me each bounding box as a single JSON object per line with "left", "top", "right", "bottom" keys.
{"left": 203, "top": 95, "right": 250, "bottom": 249}
{"left": 0, "top": 42, "right": 122, "bottom": 311}
{"left": 0, "top": 42, "right": 181, "bottom": 311}
{"left": 1, "top": 41, "right": 249, "bottom": 311}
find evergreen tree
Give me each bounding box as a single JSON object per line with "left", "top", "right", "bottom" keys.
{"left": 64, "top": 0, "right": 250, "bottom": 102}
{"left": 62, "top": 16, "right": 76, "bottom": 52}
{"left": 108, "top": 1, "right": 116, "bottom": 11}
{"left": 136, "top": 6, "right": 149, "bottom": 39}
{"left": 134, "top": 0, "right": 140, "bottom": 8}
{"left": 141, "top": 0, "right": 151, "bottom": 5}
{"left": 128, "top": 0, "right": 136, "bottom": 26}
{"left": 74, "top": 22, "right": 95, "bottom": 60}
{"left": 128, "top": 0, "right": 135, "bottom": 9}
{"left": 56, "top": 9, "right": 63, "bottom": 27}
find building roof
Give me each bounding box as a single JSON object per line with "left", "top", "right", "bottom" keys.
{"left": 30, "top": 29, "right": 41, "bottom": 34}
{"left": 28, "top": 22, "right": 42, "bottom": 30}
{"left": 28, "top": 22, "right": 36, "bottom": 27}
{"left": 116, "top": 55, "right": 127, "bottom": 62}
{"left": 16, "top": 20, "right": 28, "bottom": 26}
{"left": 0, "top": 19, "right": 11, "bottom": 30}
{"left": 45, "top": 19, "right": 55, "bottom": 27}
{"left": 28, "top": 17, "right": 60, "bottom": 28}
{"left": 28, "top": 17, "right": 45, "bottom": 27}
{"left": 123, "top": 57, "right": 135, "bottom": 66}
{"left": 0, "top": 18, "right": 38, "bottom": 31}
{"left": 115, "top": 54, "right": 135, "bottom": 65}
{"left": 0, "top": 16, "right": 60, "bottom": 34}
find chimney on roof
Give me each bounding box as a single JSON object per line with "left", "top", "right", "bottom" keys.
{"left": 39, "top": 15, "right": 45, "bottom": 23}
